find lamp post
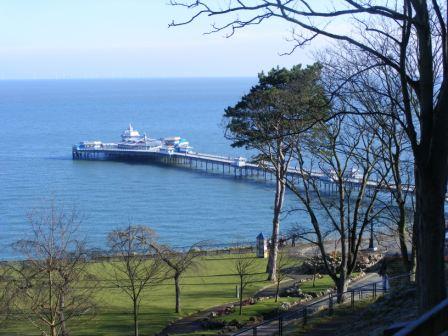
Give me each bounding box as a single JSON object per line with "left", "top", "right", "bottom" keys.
{"left": 368, "top": 219, "right": 377, "bottom": 251}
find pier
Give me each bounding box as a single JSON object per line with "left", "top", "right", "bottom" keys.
{"left": 73, "top": 144, "right": 275, "bottom": 179}
{"left": 71, "top": 125, "right": 422, "bottom": 198}
{"left": 72, "top": 143, "right": 401, "bottom": 196}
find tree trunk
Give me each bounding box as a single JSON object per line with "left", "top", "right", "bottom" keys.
{"left": 397, "top": 206, "right": 412, "bottom": 274}
{"left": 275, "top": 281, "right": 280, "bottom": 302}
{"left": 267, "top": 176, "right": 286, "bottom": 281}
{"left": 410, "top": 221, "right": 417, "bottom": 282}
{"left": 50, "top": 324, "right": 57, "bottom": 336}
{"left": 133, "top": 299, "right": 139, "bottom": 336}
{"left": 415, "top": 167, "right": 447, "bottom": 313}
{"left": 60, "top": 293, "right": 67, "bottom": 336}
{"left": 336, "top": 276, "right": 347, "bottom": 303}
{"left": 239, "top": 278, "right": 243, "bottom": 315}
{"left": 175, "top": 274, "right": 181, "bottom": 314}
{"left": 411, "top": 0, "right": 448, "bottom": 314}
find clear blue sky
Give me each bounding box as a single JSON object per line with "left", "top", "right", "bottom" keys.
{"left": 0, "top": 0, "right": 316, "bottom": 79}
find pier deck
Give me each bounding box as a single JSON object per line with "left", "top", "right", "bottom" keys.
{"left": 72, "top": 144, "right": 417, "bottom": 197}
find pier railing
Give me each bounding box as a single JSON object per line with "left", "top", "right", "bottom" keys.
{"left": 72, "top": 145, "right": 408, "bottom": 188}
{"left": 71, "top": 144, "right": 448, "bottom": 201}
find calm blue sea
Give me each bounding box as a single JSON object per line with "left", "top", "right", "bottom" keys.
{"left": 0, "top": 78, "right": 302, "bottom": 259}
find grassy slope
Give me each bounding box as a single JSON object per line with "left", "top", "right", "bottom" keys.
{"left": 284, "top": 300, "right": 375, "bottom": 336}
{"left": 300, "top": 276, "right": 335, "bottom": 294}
{"left": 1, "top": 254, "right": 340, "bottom": 336}
{"left": 285, "top": 287, "right": 418, "bottom": 336}
{"left": 216, "top": 275, "right": 337, "bottom": 325}
{"left": 1, "top": 254, "right": 272, "bottom": 336}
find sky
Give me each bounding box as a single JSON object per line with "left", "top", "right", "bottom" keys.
{"left": 0, "top": 0, "right": 316, "bottom": 79}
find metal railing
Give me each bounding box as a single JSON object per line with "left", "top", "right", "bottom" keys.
{"left": 83, "top": 241, "right": 257, "bottom": 262}
{"left": 390, "top": 297, "right": 448, "bottom": 336}
{"left": 232, "top": 273, "right": 411, "bottom": 336}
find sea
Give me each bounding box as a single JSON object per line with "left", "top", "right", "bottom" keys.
{"left": 0, "top": 78, "right": 303, "bottom": 260}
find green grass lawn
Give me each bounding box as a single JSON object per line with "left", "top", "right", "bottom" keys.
{"left": 0, "top": 254, "right": 273, "bottom": 336}
{"left": 1, "top": 254, "right": 342, "bottom": 336}
{"left": 218, "top": 297, "right": 298, "bottom": 324}
{"left": 300, "top": 275, "right": 335, "bottom": 293}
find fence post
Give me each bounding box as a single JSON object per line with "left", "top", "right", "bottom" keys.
{"left": 351, "top": 290, "right": 355, "bottom": 309}
{"left": 279, "top": 316, "right": 283, "bottom": 336}
{"left": 373, "top": 282, "right": 377, "bottom": 299}
{"left": 303, "top": 308, "right": 308, "bottom": 326}
{"left": 329, "top": 294, "right": 333, "bottom": 316}
{"left": 252, "top": 326, "right": 257, "bottom": 336}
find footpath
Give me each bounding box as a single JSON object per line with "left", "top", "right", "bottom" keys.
{"left": 233, "top": 273, "right": 380, "bottom": 336}
{"left": 158, "top": 272, "right": 380, "bottom": 336}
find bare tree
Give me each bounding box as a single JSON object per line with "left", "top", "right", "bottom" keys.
{"left": 107, "top": 225, "right": 164, "bottom": 336}
{"left": 3, "top": 202, "right": 96, "bottom": 336}
{"left": 372, "top": 117, "right": 416, "bottom": 275}
{"left": 287, "top": 116, "right": 384, "bottom": 302}
{"left": 319, "top": 47, "right": 417, "bottom": 275}
{"left": 150, "top": 242, "right": 203, "bottom": 314}
{"left": 233, "top": 248, "right": 257, "bottom": 315}
{"left": 170, "top": 0, "right": 448, "bottom": 313}
{"left": 273, "top": 250, "right": 291, "bottom": 302}
{"left": 310, "top": 246, "right": 321, "bottom": 288}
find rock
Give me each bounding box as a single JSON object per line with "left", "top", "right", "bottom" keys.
{"left": 279, "top": 302, "right": 292, "bottom": 311}
{"left": 257, "top": 296, "right": 269, "bottom": 302}
{"left": 209, "top": 311, "right": 218, "bottom": 318}
{"left": 224, "top": 306, "right": 234, "bottom": 314}
{"left": 223, "top": 325, "right": 238, "bottom": 333}
{"left": 299, "top": 253, "right": 382, "bottom": 275}
{"left": 228, "top": 319, "right": 240, "bottom": 327}
{"left": 249, "top": 316, "right": 263, "bottom": 323}
{"left": 282, "top": 281, "right": 305, "bottom": 298}
{"left": 201, "top": 319, "right": 225, "bottom": 329}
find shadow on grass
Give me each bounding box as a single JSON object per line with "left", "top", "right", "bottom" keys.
{"left": 68, "top": 307, "right": 182, "bottom": 336}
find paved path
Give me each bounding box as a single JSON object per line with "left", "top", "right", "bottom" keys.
{"left": 157, "top": 273, "right": 381, "bottom": 336}
{"left": 349, "top": 272, "right": 381, "bottom": 289}
{"left": 232, "top": 273, "right": 382, "bottom": 336}
{"left": 157, "top": 278, "right": 300, "bottom": 336}
{"left": 254, "top": 274, "right": 311, "bottom": 298}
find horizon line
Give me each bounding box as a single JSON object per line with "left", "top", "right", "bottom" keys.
{"left": 0, "top": 75, "right": 258, "bottom": 81}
